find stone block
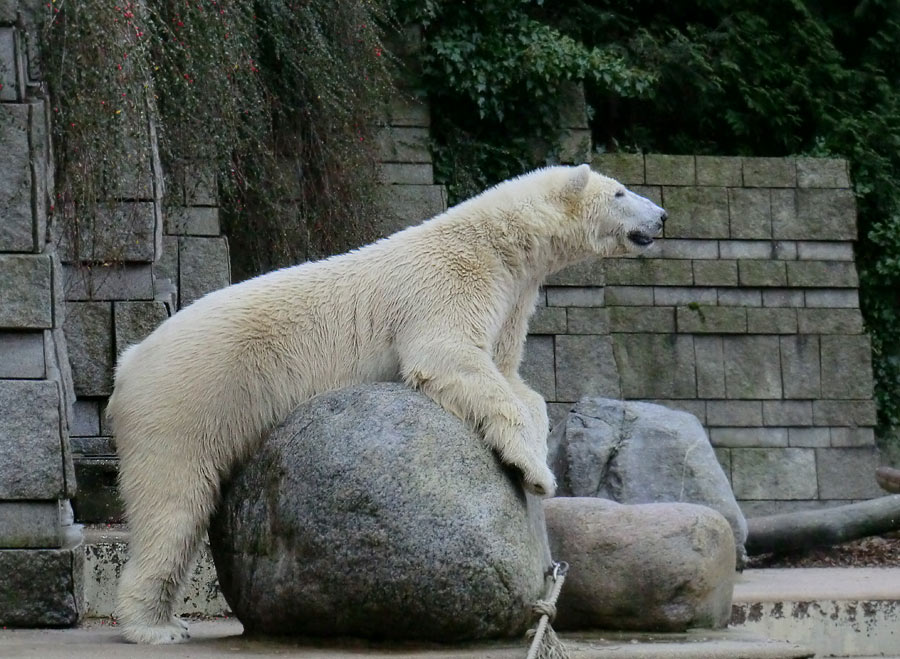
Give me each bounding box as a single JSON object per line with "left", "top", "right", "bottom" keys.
{"left": 71, "top": 399, "right": 101, "bottom": 437}
{"left": 728, "top": 188, "right": 771, "bottom": 239}
{"left": 0, "top": 254, "right": 52, "bottom": 328}
{"left": 763, "top": 401, "right": 813, "bottom": 426}
{"left": 0, "top": 103, "right": 33, "bottom": 251}
{"left": 376, "top": 126, "right": 431, "bottom": 163}
{"left": 385, "top": 93, "right": 430, "bottom": 127}
{"left": 797, "top": 308, "right": 864, "bottom": 334}
{"left": 797, "top": 241, "right": 854, "bottom": 261}
{"left": 591, "top": 153, "right": 644, "bottom": 184}
{"left": 528, "top": 307, "right": 566, "bottom": 335}
{"left": 706, "top": 401, "right": 763, "bottom": 427}
{"left": 812, "top": 400, "right": 877, "bottom": 426}
{"left": 773, "top": 241, "right": 797, "bottom": 260}
{"left": 645, "top": 155, "right": 695, "bottom": 186}
{"left": 545, "top": 286, "right": 604, "bottom": 307}
{"left": 0, "top": 1, "right": 15, "bottom": 23}
{"left": 70, "top": 436, "right": 116, "bottom": 456}
{"left": 566, "top": 307, "right": 609, "bottom": 334}
{"left": 557, "top": 128, "right": 591, "bottom": 164}
{"left": 0, "top": 330, "right": 44, "bottom": 377}
{"left": 0, "top": 380, "right": 64, "bottom": 498}
{"left": 556, "top": 335, "right": 620, "bottom": 401}
{"left": 612, "top": 334, "right": 695, "bottom": 399}
{"left": 795, "top": 158, "right": 850, "bottom": 188}
{"left": 0, "top": 501, "right": 61, "bottom": 548}
{"left": 696, "top": 156, "right": 742, "bottom": 187}
{"left": 113, "top": 300, "right": 168, "bottom": 355}
{"left": 64, "top": 301, "right": 113, "bottom": 397}
{"left": 63, "top": 264, "right": 154, "bottom": 301}
{"left": 738, "top": 260, "right": 786, "bottom": 287}
{"left": 718, "top": 240, "right": 773, "bottom": 259}
{"left": 780, "top": 335, "right": 821, "bottom": 399}
{"left": 786, "top": 261, "right": 858, "bottom": 288}
{"left": 605, "top": 285, "right": 653, "bottom": 306}
{"left": 717, "top": 289, "right": 761, "bottom": 307}
{"left": 692, "top": 260, "right": 737, "bottom": 286}
{"left": 155, "top": 235, "right": 178, "bottom": 286}
{"left": 777, "top": 189, "right": 857, "bottom": 241}
{"left": 654, "top": 286, "right": 717, "bottom": 306}
{"left": 723, "top": 336, "right": 782, "bottom": 399}
{"left": 379, "top": 163, "right": 434, "bottom": 185}
{"left": 731, "top": 448, "right": 817, "bottom": 499}
{"left": 179, "top": 236, "right": 231, "bottom": 307}
{"left": 520, "top": 335, "right": 555, "bottom": 401}
{"left": 662, "top": 187, "right": 729, "bottom": 238}
{"left": 694, "top": 335, "right": 725, "bottom": 399}
{"left": 677, "top": 305, "right": 746, "bottom": 334}
{"left": 630, "top": 185, "right": 663, "bottom": 205}
{"left": 804, "top": 289, "right": 859, "bottom": 308}
{"left": 830, "top": 427, "right": 875, "bottom": 448}
{"left": 165, "top": 206, "right": 220, "bottom": 236}
{"left": 184, "top": 163, "right": 218, "bottom": 205}
{"left": 546, "top": 258, "right": 605, "bottom": 286}
{"left": 746, "top": 308, "right": 798, "bottom": 334}
{"left": 742, "top": 157, "right": 796, "bottom": 187}
{"left": 657, "top": 239, "right": 719, "bottom": 259}
{"left": 820, "top": 335, "right": 874, "bottom": 399}
{"left": 557, "top": 82, "right": 589, "bottom": 128}
{"left": 762, "top": 288, "right": 804, "bottom": 307}
{"left": 608, "top": 306, "right": 674, "bottom": 333}
{"left": 0, "top": 27, "right": 24, "bottom": 101}
{"left": 377, "top": 184, "right": 447, "bottom": 234}
{"left": 640, "top": 399, "right": 708, "bottom": 423}
{"left": 715, "top": 448, "right": 731, "bottom": 482}
{"left": 788, "top": 428, "right": 830, "bottom": 448}
{"left": 0, "top": 539, "right": 84, "bottom": 626}
{"left": 59, "top": 202, "right": 158, "bottom": 263}
{"left": 606, "top": 258, "right": 693, "bottom": 286}
{"left": 72, "top": 457, "right": 124, "bottom": 524}
{"left": 816, "top": 448, "right": 882, "bottom": 499}
{"left": 709, "top": 428, "right": 787, "bottom": 448}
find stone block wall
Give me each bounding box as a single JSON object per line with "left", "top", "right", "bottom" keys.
{"left": 0, "top": 3, "right": 83, "bottom": 626}
{"left": 522, "top": 153, "right": 879, "bottom": 515}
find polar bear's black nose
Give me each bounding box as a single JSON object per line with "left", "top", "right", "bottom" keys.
{"left": 660, "top": 211, "right": 668, "bottom": 224}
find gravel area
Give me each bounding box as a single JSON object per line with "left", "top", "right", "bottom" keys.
{"left": 746, "top": 535, "right": 900, "bottom": 568}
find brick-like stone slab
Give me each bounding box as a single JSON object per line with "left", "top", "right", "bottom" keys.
{"left": 605, "top": 285, "right": 653, "bottom": 306}
{"left": 59, "top": 202, "right": 158, "bottom": 262}
{"left": 657, "top": 239, "right": 719, "bottom": 259}
{"left": 723, "top": 335, "right": 782, "bottom": 399}
{"left": 732, "top": 448, "right": 817, "bottom": 499}
{"left": 640, "top": 398, "right": 708, "bottom": 423}
{"left": 706, "top": 400, "right": 763, "bottom": 426}
{"left": 165, "top": 206, "right": 220, "bottom": 236}
{"left": 0, "top": 254, "right": 52, "bottom": 328}
{"left": 385, "top": 93, "right": 431, "bottom": 127}
{"left": 746, "top": 308, "right": 798, "bottom": 334}
{"left": 608, "top": 306, "right": 674, "bottom": 333}
{"left": 717, "top": 289, "right": 762, "bottom": 307}
{"left": 71, "top": 399, "right": 101, "bottom": 437}
{"left": 761, "top": 288, "right": 804, "bottom": 307}
{"left": 377, "top": 184, "right": 447, "bottom": 233}
{"left": 654, "top": 286, "right": 717, "bottom": 305}
{"left": 546, "top": 286, "right": 605, "bottom": 307}
{"left": 376, "top": 126, "right": 431, "bottom": 163}
{"left": 546, "top": 258, "right": 605, "bottom": 286}
{"left": 780, "top": 335, "right": 821, "bottom": 398}
{"left": 556, "top": 334, "right": 621, "bottom": 400}
{"left": 591, "top": 153, "right": 644, "bottom": 184}
{"left": 113, "top": 300, "right": 168, "bottom": 356}
{"left": 788, "top": 428, "right": 830, "bottom": 447}
{"left": 742, "top": 158, "right": 796, "bottom": 187}
{"left": 795, "top": 157, "right": 850, "bottom": 188}
{"left": 0, "top": 501, "right": 61, "bottom": 548}
{"left": 738, "top": 260, "right": 787, "bottom": 287}
{"left": 63, "top": 264, "right": 154, "bottom": 301}
{"left": 830, "top": 427, "right": 875, "bottom": 448}
{"left": 379, "top": 162, "right": 435, "bottom": 185}
{"left": 694, "top": 335, "right": 725, "bottom": 398}
{"left": 696, "top": 156, "right": 742, "bottom": 187}
{"left": 0, "top": 380, "right": 64, "bottom": 498}
{"left": 645, "top": 154, "right": 695, "bottom": 185}
{"left": 612, "top": 333, "right": 695, "bottom": 399}
{"left": 797, "top": 308, "right": 864, "bottom": 334}
{"left": 804, "top": 289, "right": 859, "bottom": 308}
{"left": 0, "top": 330, "right": 44, "bottom": 377}
{"left": 797, "top": 241, "right": 854, "bottom": 261}
{"left": 63, "top": 301, "right": 113, "bottom": 397}
{"left": 820, "top": 334, "right": 874, "bottom": 399}
{"left": 812, "top": 400, "right": 877, "bottom": 426}
{"left": 676, "top": 305, "right": 747, "bottom": 333}
{"left": 710, "top": 427, "right": 787, "bottom": 448}
{"left": 776, "top": 188, "right": 857, "bottom": 240}
{"left": 774, "top": 241, "right": 797, "bottom": 260}
{"left": 0, "top": 103, "right": 33, "bottom": 252}
{"left": 0, "top": 543, "right": 84, "bottom": 626}
{"left": 763, "top": 400, "right": 813, "bottom": 426}
{"left": 178, "top": 236, "right": 231, "bottom": 307}
{"left": 719, "top": 240, "right": 773, "bottom": 260}
{"left": 728, "top": 188, "right": 771, "bottom": 239}
{"left": 816, "top": 448, "right": 882, "bottom": 499}
{"left": 0, "top": 27, "right": 24, "bottom": 101}
{"left": 528, "top": 307, "right": 566, "bottom": 335}
{"left": 662, "top": 187, "right": 729, "bottom": 238}
{"left": 605, "top": 258, "right": 693, "bottom": 286}
{"left": 566, "top": 307, "right": 609, "bottom": 334}
{"left": 520, "top": 335, "right": 555, "bottom": 401}
{"left": 786, "top": 261, "right": 858, "bottom": 288}
{"left": 692, "top": 259, "right": 737, "bottom": 286}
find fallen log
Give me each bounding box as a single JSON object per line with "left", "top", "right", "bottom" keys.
{"left": 746, "top": 494, "right": 900, "bottom": 556}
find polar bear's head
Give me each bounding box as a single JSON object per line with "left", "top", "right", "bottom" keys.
{"left": 561, "top": 164, "right": 667, "bottom": 257}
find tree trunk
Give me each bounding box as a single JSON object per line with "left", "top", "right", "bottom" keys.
{"left": 746, "top": 495, "right": 900, "bottom": 556}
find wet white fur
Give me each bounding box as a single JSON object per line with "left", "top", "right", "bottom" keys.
{"left": 107, "top": 164, "right": 665, "bottom": 644}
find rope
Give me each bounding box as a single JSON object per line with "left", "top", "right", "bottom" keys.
{"left": 525, "top": 561, "right": 570, "bottom": 659}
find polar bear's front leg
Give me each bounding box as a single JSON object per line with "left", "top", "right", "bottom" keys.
{"left": 401, "top": 342, "right": 556, "bottom": 496}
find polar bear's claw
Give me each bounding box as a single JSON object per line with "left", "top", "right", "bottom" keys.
{"left": 121, "top": 621, "right": 190, "bottom": 645}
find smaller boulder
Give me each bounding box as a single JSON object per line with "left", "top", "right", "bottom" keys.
{"left": 548, "top": 397, "right": 748, "bottom": 563}
{"left": 545, "top": 498, "right": 735, "bottom": 632}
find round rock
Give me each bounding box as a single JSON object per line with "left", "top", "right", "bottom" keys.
{"left": 209, "top": 383, "right": 551, "bottom": 641}
{"left": 545, "top": 497, "right": 735, "bottom": 632}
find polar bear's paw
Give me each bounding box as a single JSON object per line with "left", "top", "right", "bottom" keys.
{"left": 121, "top": 620, "right": 190, "bottom": 645}
{"left": 518, "top": 461, "right": 557, "bottom": 498}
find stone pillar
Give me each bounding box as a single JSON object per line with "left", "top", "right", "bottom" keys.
{"left": 0, "top": 2, "right": 83, "bottom": 626}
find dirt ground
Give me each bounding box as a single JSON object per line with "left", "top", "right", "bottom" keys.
{"left": 746, "top": 534, "right": 900, "bottom": 568}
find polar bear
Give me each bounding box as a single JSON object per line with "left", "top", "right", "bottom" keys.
{"left": 107, "top": 164, "right": 666, "bottom": 644}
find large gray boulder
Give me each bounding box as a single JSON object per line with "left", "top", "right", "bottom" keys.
{"left": 545, "top": 498, "right": 735, "bottom": 632}
{"left": 209, "top": 383, "right": 551, "bottom": 641}
{"left": 548, "top": 398, "right": 748, "bottom": 562}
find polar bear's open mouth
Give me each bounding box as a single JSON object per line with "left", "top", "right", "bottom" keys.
{"left": 627, "top": 230, "right": 655, "bottom": 247}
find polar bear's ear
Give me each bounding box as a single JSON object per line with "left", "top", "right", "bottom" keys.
{"left": 563, "top": 164, "right": 591, "bottom": 199}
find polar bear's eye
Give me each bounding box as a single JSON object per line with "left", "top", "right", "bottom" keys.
{"left": 615, "top": 190, "right": 625, "bottom": 198}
